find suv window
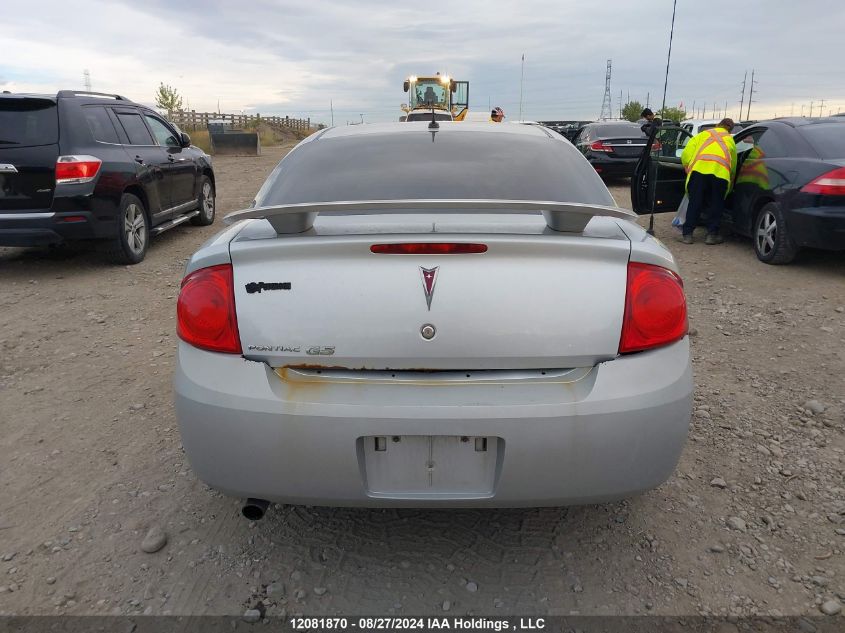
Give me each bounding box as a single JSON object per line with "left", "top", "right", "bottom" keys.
{"left": 144, "top": 114, "right": 180, "bottom": 147}
{"left": 116, "top": 111, "right": 155, "bottom": 146}
{"left": 83, "top": 106, "right": 119, "bottom": 144}
{"left": 0, "top": 98, "right": 58, "bottom": 147}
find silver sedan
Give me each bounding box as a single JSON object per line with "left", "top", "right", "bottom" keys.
{"left": 173, "top": 122, "right": 692, "bottom": 514}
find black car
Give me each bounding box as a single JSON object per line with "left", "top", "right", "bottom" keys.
{"left": 572, "top": 121, "right": 650, "bottom": 178}
{"left": 0, "top": 90, "right": 215, "bottom": 264}
{"left": 632, "top": 117, "right": 845, "bottom": 264}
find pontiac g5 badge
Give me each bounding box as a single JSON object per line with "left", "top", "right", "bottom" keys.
{"left": 420, "top": 266, "right": 438, "bottom": 310}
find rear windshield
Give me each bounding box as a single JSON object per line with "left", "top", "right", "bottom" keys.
{"left": 254, "top": 128, "right": 616, "bottom": 208}
{"left": 593, "top": 123, "right": 645, "bottom": 138}
{"left": 0, "top": 98, "right": 58, "bottom": 147}
{"left": 799, "top": 124, "right": 845, "bottom": 159}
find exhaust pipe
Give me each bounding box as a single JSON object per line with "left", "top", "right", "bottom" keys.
{"left": 242, "top": 498, "right": 270, "bottom": 521}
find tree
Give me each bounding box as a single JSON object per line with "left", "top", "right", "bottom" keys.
{"left": 658, "top": 106, "right": 687, "bottom": 124}
{"left": 155, "top": 83, "right": 183, "bottom": 117}
{"left": 622, "top": 101, "right": 644, "bottom": 122}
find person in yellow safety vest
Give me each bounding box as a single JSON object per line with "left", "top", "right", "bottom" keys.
{"left": 489, "top": 107, "right": 505, "bottom": 122}
{"left": 679, "top": 117, "right": 737, "bottom": 245}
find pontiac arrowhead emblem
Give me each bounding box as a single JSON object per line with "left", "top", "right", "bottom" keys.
{"left": 420, "top": 266, "right": 438, "bottom": 310}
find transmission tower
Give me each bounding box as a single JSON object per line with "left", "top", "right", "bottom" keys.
{"left": 746, "top": 69, "right": 757, "bottom": 120}
{"left": 599, "top": 60, "right": 613, "bottom": 120}
{"left": 83, "top": 69, "right": 91, "bottom": 92}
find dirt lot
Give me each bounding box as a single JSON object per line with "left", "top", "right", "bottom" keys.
{"left": 1, "top": 145, "right": 843, "bottom": 619}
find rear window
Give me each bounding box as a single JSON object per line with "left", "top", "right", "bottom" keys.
{"left": 254, "top": 128, "right": 616, "bottom": 208}
{"left": 594, "top": 123, "right": 645, "bottom": 138}
{"left": 83, "top": 106, "right": 119, "bottom": 144}
{"left": 0, "top": 98, "right": 58, "bottom": 147}
{"left": 116, "top": 112, "right": 154, "bottom": 146}
{"left": 799, "top": 124, "right": 845, "bottom": 159}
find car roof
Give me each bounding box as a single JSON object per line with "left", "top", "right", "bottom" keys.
{"left": 766, "top": 116, "right": 845, "bottom": 128}
{"left": 319, "top": 121, "right": 553, "bottom": 139}
{"left": 682, "top": 119, "right": 722, "bottom": 126}
{"left": 0, "top": 90, "right": 135, "bottom": 106}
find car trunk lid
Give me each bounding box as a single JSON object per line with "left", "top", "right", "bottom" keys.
{"left": 229, "top": 222, "right": 631, "bottom": 370}
{"left": 600, "top": 137, "right": 647, "bottom": 158}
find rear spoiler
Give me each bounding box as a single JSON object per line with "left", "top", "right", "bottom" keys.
{"left": 224, "top": 199, "right": 635, "bottom": 234}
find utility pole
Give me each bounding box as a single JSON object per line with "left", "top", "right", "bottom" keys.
{"left": 518, "top": 53, "right": 525, "bottom": 122}
{"left": 646, "top": 92, "right": 650, "bottom": 108}
{"left": 692, "top": 100, "right": 696, "bottom": 118}
{"left": 746, "top": 69, "right": 756, "bottom": 120}
{"left": 619, "top": 89, "right": 623, "bottom": 119}
{"left": 809, "top": 101, "right": 814, "bottom": 117}
{"left": 330, "top": 100, "right": 334, "bottom": 127}
{"left": 712, "top": 103, "right": 717, "bottom": 118}
{"left": 818, "top": 98, "right": 826, "bottom": 117}
{"left": 739, "top": 71, "right": 747, "bottom": 122}
{"left": 83, "top": 69, "right": 91, "bottom": 92}
{"left": 599, "top": 59, "right": 613, "bottom": 120}
{"left": 724, "top": 101, "right": 728, "bottom": 119}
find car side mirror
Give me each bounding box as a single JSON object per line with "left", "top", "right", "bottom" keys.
{"left": 180, "top": 132, "right": 191, "bottom": 148}
{"left": 403, "top": 80, "right": 410, "bottom": 93}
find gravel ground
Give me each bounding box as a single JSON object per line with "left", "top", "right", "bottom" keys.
{"left": 0, "top": 146, "right": 843, "bottom": 618}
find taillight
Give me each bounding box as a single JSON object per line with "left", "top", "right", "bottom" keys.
{"left": 619, "top": 262, "right": 688, "bottom": 354}
{"left": 590, "top": 140, "right": 613, "bottom": 152}
{"left": 801, "top": 166, "right": 845, "bottom": 196}
{"left": 55, "top": 155, "right": 102, "bottom": 185}
{"left": 177, "top": 264, "right": 242, "bottom": 354}
{"left": 371, "top": 243, "right": 488, "bottom": 254}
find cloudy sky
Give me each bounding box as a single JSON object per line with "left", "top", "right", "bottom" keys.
{"left": 3, "top": 0, "right": 844, "bottom": 123}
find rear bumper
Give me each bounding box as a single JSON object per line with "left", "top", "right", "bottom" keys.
{"left": 787, "top": 204, "right": 845, "bottom": 251}
{"left": 174, "top": 339, "right": 693, "bottom": 507}
{"left": 585, "top": 154, "right": 639, "bottom": 177}
{"left": 0, "top": 209, "right": 114, "bottom": 246}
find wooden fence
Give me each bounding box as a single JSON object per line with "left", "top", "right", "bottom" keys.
{"left": 170, "top": 110, "right": 311, "bottom": 132}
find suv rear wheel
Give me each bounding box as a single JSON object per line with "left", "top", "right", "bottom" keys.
{"left": 106, "top": 193, "right": 149, "bottom": 265}
{"left": 190, "top": 175, "right": 215, "bottom": 226}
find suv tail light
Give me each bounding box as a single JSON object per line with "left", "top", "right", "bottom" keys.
{"left": 590, "top": 140, "right": 613, "bottom": 152}
{"left": 177, "top": 264, "right": 242, "bottom": 354}
{"left": 801, "top": 166, "right": 845, "bottom": 196}
{"left": 619, "top": 262, "right": 688, "bottom": 354}
{"left": 55, "top": 155, "right": 102, "bottom": 185}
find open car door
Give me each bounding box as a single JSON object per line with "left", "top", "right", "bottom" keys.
{"left": 631, "top": 123, "right": 694, "bottom": 215}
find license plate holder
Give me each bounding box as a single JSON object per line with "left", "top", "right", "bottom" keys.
{"left": 361, "top": 435, "right": 500, "bottom": 498}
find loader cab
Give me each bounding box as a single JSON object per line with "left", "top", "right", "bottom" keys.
{"left": 403, "top": 75, "right": 469, "bottom": 119}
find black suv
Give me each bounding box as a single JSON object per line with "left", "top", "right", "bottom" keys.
{"left": 0, "top": 90, "right": 215, "bottom": 264}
